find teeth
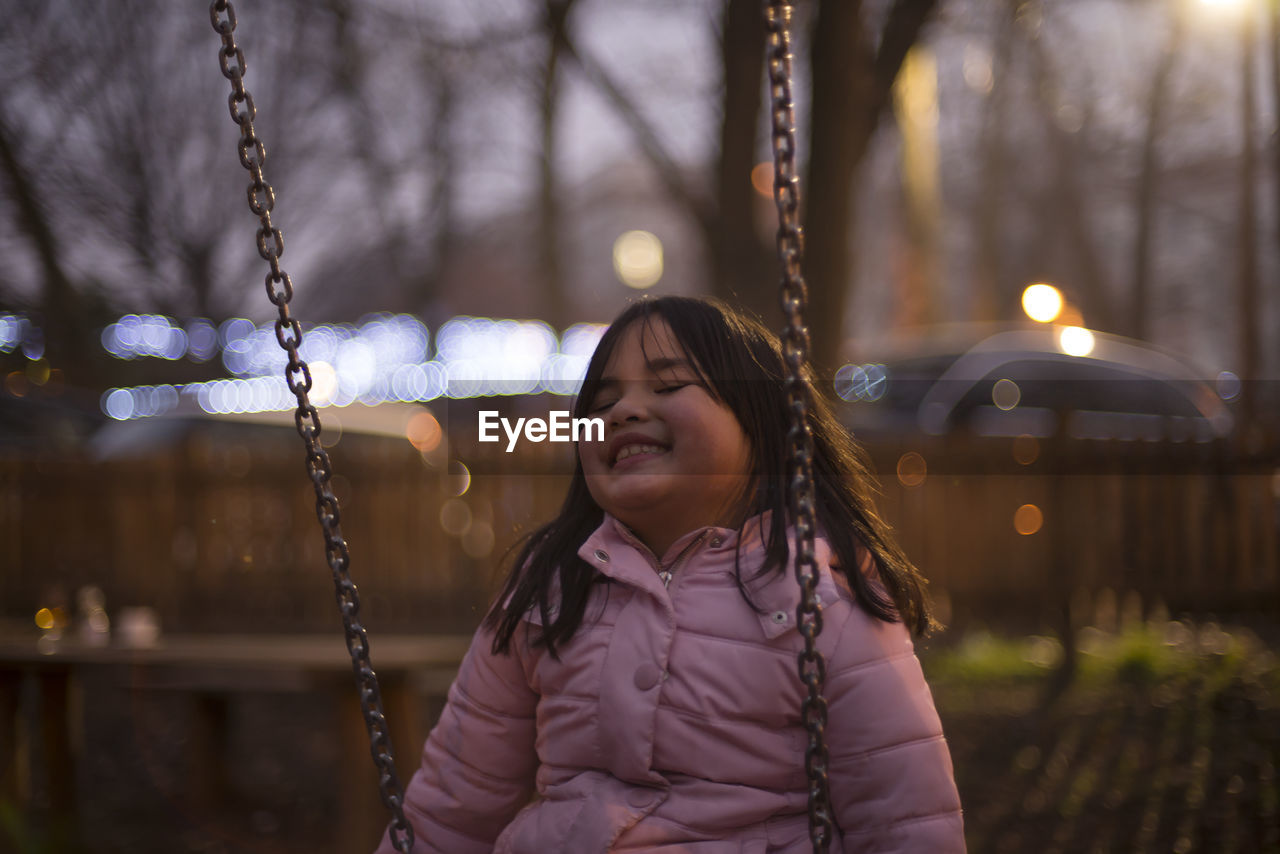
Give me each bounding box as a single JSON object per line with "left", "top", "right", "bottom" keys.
{"left": 614, "top": 444, "right": 666, "bottom": 464}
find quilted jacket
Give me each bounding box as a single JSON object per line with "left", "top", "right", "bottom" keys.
{"left": 374, "top": 514, "right": 964, "bottom": 853}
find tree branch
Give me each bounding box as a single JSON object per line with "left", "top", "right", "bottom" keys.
{"left": 871, "top": 0, "right": 941, "bottom": 121}
{"left": 558, "top": 30, "right": 715, "bottom": 235}
{"left": 0, "top": 111, "right": 93, "bottom": 375}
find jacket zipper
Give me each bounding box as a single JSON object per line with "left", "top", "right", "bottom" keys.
{"left": 658, "top": 531, "right": 708, "bottom": 589}
{"left": 619, "top": 528, "right": 708, "bottom": 590}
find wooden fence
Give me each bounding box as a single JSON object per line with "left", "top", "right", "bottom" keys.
{"left": 3, "top": 418, "right": 570, "bottom": 635}
{"left": 3, "top": 417, "right": 1277, "bottom": 636}
{"left": 864, "top": 433, "right": 1279, "bottom": 631}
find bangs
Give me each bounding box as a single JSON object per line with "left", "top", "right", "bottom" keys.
{"left": 574, "top": 299, "right": 727, "bottom": 418}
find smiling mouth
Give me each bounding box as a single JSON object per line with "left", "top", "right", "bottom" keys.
{"left": 612, "top": 444, "right": 668, "bottom": 467}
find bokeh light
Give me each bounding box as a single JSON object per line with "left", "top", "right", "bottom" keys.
{"left": 612, "top": 230, "right": 664, "bottom": 289}
{"left": 1216, "top": 371, "right": 1241, "bottom": 401}
{"left": 1057, "top": 326, "right": 1095, "bottom": 357}
{"left": 406, "top": 411, "right": 443, "bottom": 453}
{"left": 320, "top": 412, "right": 343, "bottom": 449}
{"left": 750, "top": 162, "right": 774, "bottom": 196}
{"left": 439, "top": 498, "right": 472, "bottom": 536}
{"left": 1021, "top": 283, "right": 1064, "bottom": 323}
{"left": 1197, "top": 0, "right": 1251, "bottom": 18}
{"left": 0, "top": 314, "right": 24, "bottom": 353}
{"left": 309, "top": 361, "right": 338, "bottom": 406}
{"left": 896, "top": 452, "right": 927, "bottom": 487}
{"left": 5, "top": 372, "right": 27, "bottom": 397}
{"left": 96, "top": 313, "right": 609, "bottom": 421}
{"left": 102, "top": 314, "right": 189, "bottom": 360}
{"left": 992, "top": 379, "right": 1021, "bottom": 411}
{"left": 962, "top": 43, "right": 994, "bottom": 94}
{"left": 1012, "top": 435, "right": 1040, "bottom": 466}
{"left": 462, "top": 521, "right": 496, "bottom": 558}
{"left": 1014, "top": 504, "right": 1044, "bottom": 536}
{"left": 834, "top": 363, "right": 888, "bottom": 402}
{"left": 101, "top": 385, "right": 181, "bottom": 421}
{"left": 27, "top": 360, "right": 50, "bottom": 386}
{"left": 446, "top": 460, "right": 471, "bottom": 497}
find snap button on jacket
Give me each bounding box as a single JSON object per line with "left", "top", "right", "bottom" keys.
{"left": 376, "top": 516, "right": 965, "bottom": 853}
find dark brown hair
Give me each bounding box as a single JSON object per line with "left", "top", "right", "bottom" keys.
{"left": 485, "top": 296, "right": 935, "bottom": 656}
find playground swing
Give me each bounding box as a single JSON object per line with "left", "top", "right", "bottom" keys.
{"left": 207, "top": 1, "right": 833, "bottom": 851}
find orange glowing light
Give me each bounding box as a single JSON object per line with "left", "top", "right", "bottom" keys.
{"left": 1014, "top": 504, "right": 1044, "bottom": 536}
{"left": 896, "top": 452, "right": 927, "bottom": 487}
{"left": 750, "top": 162, "right": 774, "bottom": 197}
{"left": 35, "top": 607, "right": 54, "bottom": 630}
{"left": 407, "top": 411, "right": 443, "bottom": 453}
{"left": 1021, "top": 283, "right": 1063, "bottom": 323}
{"left": 5, "top": 372, "right": 28, "bottom": 397}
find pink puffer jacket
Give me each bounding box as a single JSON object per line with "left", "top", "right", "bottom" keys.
{"left": 375, "top": 515, "right": 964, "bottom": 853}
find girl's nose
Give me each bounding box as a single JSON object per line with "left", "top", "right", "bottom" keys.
{"left": 607, "top": 386, "right": 649, "bottom": 427}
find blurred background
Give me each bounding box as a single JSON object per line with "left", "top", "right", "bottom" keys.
{"left": 1, "top": 0, "right": 1278, "bottom": 851}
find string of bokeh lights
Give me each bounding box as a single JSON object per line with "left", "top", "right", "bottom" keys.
{"left": 92, "top": 313, "right": 607, "bottom": 421}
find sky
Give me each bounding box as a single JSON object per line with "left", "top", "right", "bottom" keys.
{"left": 0, "top": 0, "right": 1276, "bottom": 381}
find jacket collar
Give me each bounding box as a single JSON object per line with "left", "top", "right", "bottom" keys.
{"left": 577, "top": 513, "right": 836, "bottom": 638}
{"left": 576, "top": 515, "right": 731, "bottom": 592}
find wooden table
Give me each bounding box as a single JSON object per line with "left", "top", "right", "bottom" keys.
{"left": 0, "top": 632, "right": 471, "bottom": 852}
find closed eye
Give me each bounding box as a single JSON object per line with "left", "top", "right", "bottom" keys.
{"left": 657, "top": 383, "right": 690, "bottom": 394}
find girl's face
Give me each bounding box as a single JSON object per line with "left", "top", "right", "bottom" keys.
{"left": 579, "top": 317, "right": 753, "bottom": 559}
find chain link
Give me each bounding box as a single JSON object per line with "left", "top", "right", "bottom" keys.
{"left": 207, "top": 3, "right": 414, "bottom": 850}
{"left": 765, "top": 3, "right": 833, "bottom": 851}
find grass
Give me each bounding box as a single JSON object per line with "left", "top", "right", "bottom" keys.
{"left": 921, "top": 620, "right": 1280, "bottom": 854}
{"left": 923, "top": 619, "right": 1279, "bottom": 692}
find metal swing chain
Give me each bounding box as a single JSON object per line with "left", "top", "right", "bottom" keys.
{"left": 207, "top": 3, "right": 414, "bottom": 851}
{"left": 765, "top": 2, "right": 834, "bottom": 851}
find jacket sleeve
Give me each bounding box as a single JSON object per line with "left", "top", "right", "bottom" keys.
{"left": 373, "top": 623, "right": 540, "bottom": 854}
{"left": 824, "top": 603, "right": 965, "bottom": 853}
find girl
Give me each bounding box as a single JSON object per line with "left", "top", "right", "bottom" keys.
{"left": 376, "top": 296, "right": 964, "bottom": 853}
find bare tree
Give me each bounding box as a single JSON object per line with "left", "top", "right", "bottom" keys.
{"left": 537, "top": 0, "right": 578, "bottom": 329}
{"left": 709, "top": 0, "right": 774, "bottom": 323}
{"left": 803, "top": 0, "right": 939, "bottom": 372}
{"left": 1236, "top": 2, "right": 1261, "bottom": 434}
{"left": 555, "top": 0, "right": 940, "bottom": 369}
{"left": 0, "top": 2, "right": 320, "bottom": 321}
{"left": 1130, "top": 2, "right": 1185, "bottom": 341}
{"left": 970, "top": 1, "right": 1019, "bottom": 324}
{"left": 1024, "top": 16, "right": 1117, "bottom": 333}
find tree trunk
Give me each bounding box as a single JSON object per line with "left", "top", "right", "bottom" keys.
{"left": 1130, "top": 9, "right": 1184, "bottom": 342}
{"left": 1236, "top": 8, "right": 1260, "bottom": 439}
{"left": 0, "top": 115, "right": 96, "bottom": 384}
{"left": 711, "top": 0, "right": 773, "bottom": 325}
{"left": 972, "top": 1, "right": 1017, "bottom": 323}
{"left": 803, "top": 0, "right": 874, "bottom": 376}
{"left": 423, "top": 66, "right": 456, "bottom": 317}
{"left": 1269, "top": 0, "right": 1279, "bottom": 430}
{"left": 1026, "top": 28, "right": 1116, "bottom": 332}
{"left": 803, "top": 0, "right": 938, "bottom": 374}
{"left": 892, "top": 45, "right": 942, "bottom": 328}
{"left": 537, "top": 1, "right": 574, "bottom": 330}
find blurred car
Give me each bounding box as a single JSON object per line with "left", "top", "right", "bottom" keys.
{"left": 836, "top": 325, "right": 1234, "bottom": 443}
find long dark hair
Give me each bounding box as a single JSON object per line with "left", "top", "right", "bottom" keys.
{"left": 485, "top": 296, "right": 936, "bottom": 656}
